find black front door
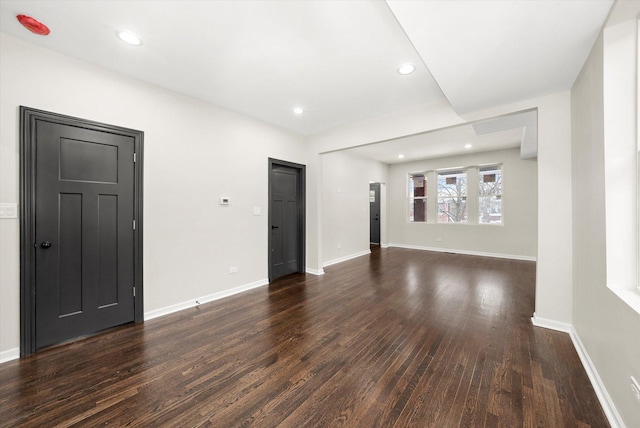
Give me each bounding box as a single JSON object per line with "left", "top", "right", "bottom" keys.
{"left": 21, "top": 108, "right": 143, "bottom": 352}
{"left": 370, "top": 183, "right": 380, "bottom": 244}
{"left": 269, "top": 159, "right": 305, "bottom": 281}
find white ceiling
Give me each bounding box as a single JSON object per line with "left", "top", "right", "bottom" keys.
{"left": 0, "top": 0, "right": 614, "bottom": 156}
{"left": 0, "top": 0, "right": 444, "bottom": 135}
{"left": 345, "top": 110, "right": 535, "bottom": 165}
{"left": 347, "top": 124, "right": 523, "bottom": 165}
{"left": 387, "top": 0, "right": 614, "bottom": 115}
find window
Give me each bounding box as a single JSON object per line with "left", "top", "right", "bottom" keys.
{"left": 406, "top": 165, "right": 504, "bottom": 225}
{"left": 408, "top": 173, "right": 427, "bottom": 222}
{"left": 479, "top": 165, "right": 502, "bottom": 224}
{"left": 437, "top": 170, "right": 467, "bottom": 223}
{"left": 602, "top": 16, "right": 640, "bottom": 310}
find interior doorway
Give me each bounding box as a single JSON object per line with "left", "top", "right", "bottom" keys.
{"left": 268, "top": 158, "right": 305, "bottom": 281}
{"left": 20, "top": 107, "right": 144, "bottom": 356}
{"left": 369, "top": 182, "right": 381, "bottom": 245}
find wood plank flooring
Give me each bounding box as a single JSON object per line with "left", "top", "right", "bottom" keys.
{"left": 0, "top": 247, "right": 608, "bottom": 427}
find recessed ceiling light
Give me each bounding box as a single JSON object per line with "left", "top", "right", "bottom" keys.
{"left": 464, "top": 144, "right": 473, "bottom": 149}
{"left": 398, "top": 154, "right": 405, "bottom": 159}
{"left": 117, "top": 31, "right": 142, "bottom": 46}
{"left": 292, "top": 107, "right": 304, "bottom": 115}
{"left": 397, "top": 63, "right": 415, "bottom": 75}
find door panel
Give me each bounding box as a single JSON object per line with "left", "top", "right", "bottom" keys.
{"left": 59, "top": 138, "right": 119, "bottom": 183}
{"left": 98, "top": 194, "right": 119, "bottom": 307}
{"left": 283, "top": 200, "right": 298, "bottom": 268}
{"left": 34, "top": 120, "right": 135, "bottom": 349}
{"left": 58, "top": 193, "right": 83, "bottom": 316}
{"left": 271, "top": 200, "right": 284, "bottom": 269}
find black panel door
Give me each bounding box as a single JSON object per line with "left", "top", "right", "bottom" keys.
{"left": 34, "top": 120, "right": 135, "bottom": 349}
{"left": 269, "top": 160, "right": 305, "bottom": 281}
{"left": 369, "top": 183, "right": 380, "bottom": 244}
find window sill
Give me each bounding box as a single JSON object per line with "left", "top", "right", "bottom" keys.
{"left": 609, "top": 286, "right": 640, "bottom": 316}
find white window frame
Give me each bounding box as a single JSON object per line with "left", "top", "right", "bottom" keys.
{"left": 408, "top": 172, "right": 428, "bottom": 223}
{"left": 637, "top": 18, "right": 640, "bottom": 293}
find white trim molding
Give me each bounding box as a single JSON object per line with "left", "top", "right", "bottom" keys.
{"left": 322, "top": 249, "right": 371, "bottom": 268}
{"left": 144, "top": 278, "right": 268, "bottom": 321}
{"left": 531, "top": 313, "right": 624, "bottom": 428}
{"left": 569, "top": 326, "right": 625, "bottom": 428}
{"left": 530, "top": 312, "right": 572, "bottom": 332}
{"left": 306, "top": 267, "right": 325, "bottom": 276}
{"left": 388, "top": 243, "right": 537, "bottom": 262}
{"left": 0, "top": 347, "right": 20, "bottom": 364}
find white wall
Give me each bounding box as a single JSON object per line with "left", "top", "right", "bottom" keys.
{"left": 321, "top": 151, "right": 388, "bottom": 265}
{"left": 463, "top": 92, "right": 573, "bottom": 326}
{"left": 572, "top": 20, "right": 640, "bottom": 428}
{"left": 388, "top": 148, "right": 537, "bottom": 259}
{"left": 0, "top": 34, "right": 306, "bottom": 356}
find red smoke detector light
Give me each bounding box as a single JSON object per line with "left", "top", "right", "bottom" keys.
{"left": 17, "top": 15, "right": 50, "bottom": 36}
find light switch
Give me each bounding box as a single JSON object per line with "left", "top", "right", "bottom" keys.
{"left": 253, "top": 207, "right": 261, "bottom": 216}
{"left": 0, "top": 203, "right": 17, "bottom": 219}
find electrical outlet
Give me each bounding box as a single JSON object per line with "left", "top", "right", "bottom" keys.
{"left": 229, "top": 266, "right": 238, "bottom": 274}
{"left": 337, "top": 243, "right": 342, "bottom": 249}
{"left": 436, "top": 237, "right": 443, "bottom": 242}
{"left": 631, "top": 376, "right": 640, "bottom": 404}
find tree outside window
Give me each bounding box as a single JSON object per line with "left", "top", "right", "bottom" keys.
{"left": 479, "top": 165, "right": 502, "bottom": 224}
{"left": 437, "top": 170, "right": 467, "bottom": 223}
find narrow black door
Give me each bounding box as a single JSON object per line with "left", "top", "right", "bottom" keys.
{"left": 269, "top": 159, "right": 305, "bottom": 281}
{"left": 370, "top": 183, "right": 381, "bottom": 244}
{"left": 33, "top": 118, "right": 136, "bottom": 349}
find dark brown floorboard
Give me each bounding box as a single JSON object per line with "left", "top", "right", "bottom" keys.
{"left": 0, "top": 247, "right": 608, "bottom": 427}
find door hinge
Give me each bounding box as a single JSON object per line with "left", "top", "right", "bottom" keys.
{"left": 133, "top": 286, "right": 136, "bottom": 297}
{"left": 133, "top": 153, "right": 136, "bottom": 163}
{"left": 133, "top": 220, "right": 136, "bottom": 230}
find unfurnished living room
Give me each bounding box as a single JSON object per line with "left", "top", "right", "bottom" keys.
{"left": 0, "top": 1, "right": 639, "bottom": 427}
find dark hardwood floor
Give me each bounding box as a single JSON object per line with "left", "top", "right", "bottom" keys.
{"left": 0, "top": 247, "right": 608, "bottom": 427}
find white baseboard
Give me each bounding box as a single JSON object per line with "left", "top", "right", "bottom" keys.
{"left": 568, "top": 326, "right": 625, "bottom": 428}
{"left": 530, "top": 312, "right": 572, "bottom": 333}
{"left": 0, "top": 347, "right": 20, "bottom": 364}
{"left": 387, "top": 243, "right": 537, "bottom": 262}
{"left": 531, "top": 313, "right": 623, "bottom": 428}
{"left": 380, "top": 243, "right": 390, "bottom": 248}
{"left": 144, "top": 278, "right": 268, "bottom": 321}
{"left": 306, "top": 267, "right": 325, "bottom": 275}
{"left": 322, "top": 249, "right": 371, "bottom": 268}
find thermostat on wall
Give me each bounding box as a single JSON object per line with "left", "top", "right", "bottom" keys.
{"left": 220, "top": 197, "right": 230, "bottom": 206}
